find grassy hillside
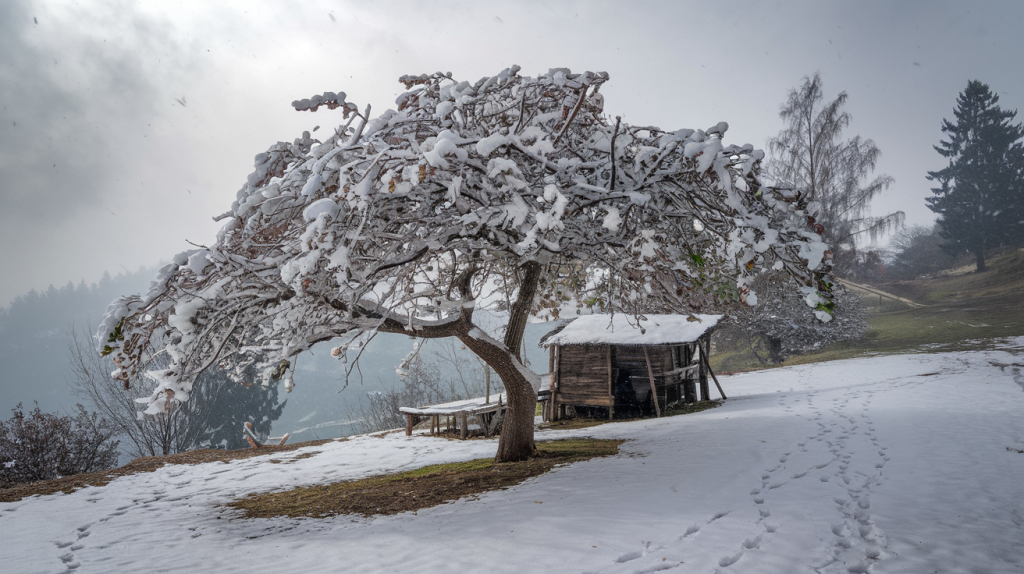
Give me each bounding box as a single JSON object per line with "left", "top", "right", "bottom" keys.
{"left": 711, "top": 248, "right": 1024, "bottom": 372}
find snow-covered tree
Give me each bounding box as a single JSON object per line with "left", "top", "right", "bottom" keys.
{"left": 98, "top": 67, "right": 833, "bottom": 462}
{"left": 731, "top": 273, "right": 867, "bottom": 364}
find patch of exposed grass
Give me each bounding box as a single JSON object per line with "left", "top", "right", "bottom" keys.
{"left": 712, "top": 249, "right": 1024, "bottom": 372}
{"left": 539, "top": 417, "right": 610, "bottom": 431}
{"left": 227, "top": 438, "right": 624, "bottom": 519}
{"left": 663, "top": 399, "right": 723, "bottom": 417}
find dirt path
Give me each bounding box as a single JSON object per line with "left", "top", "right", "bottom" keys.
{"left": 839, "top": 278, "right": 926, "bottom": 308}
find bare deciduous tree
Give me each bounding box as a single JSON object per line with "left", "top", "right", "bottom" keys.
{"left": 886, "top": 225, "right": 961, "bottom": 280}
{"left": 70, "top": 329, "right": 283, "bottom": 458}
{"left": 768, "top": 73, "right": 902, "bottom": 274}
{"left": 353, "top": 339, "right": 504, "bottom": 434}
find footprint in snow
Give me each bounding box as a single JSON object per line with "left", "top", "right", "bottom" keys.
{"left": 718, "top": 551, "right": 743, "bottom": 567}
{"left": 615, "top": 550, "right": 642, "bottom": 563}
{"left": 708, "top": 510, "right": 730, "bottom": 523}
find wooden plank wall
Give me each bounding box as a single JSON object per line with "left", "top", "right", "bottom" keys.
{"left": 554, "top": 342, "right": 710, "bottom": 411}
{"left": 556, "top": 345, "right": 613, "bottom": 406}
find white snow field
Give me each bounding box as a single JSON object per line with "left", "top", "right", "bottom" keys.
{"left": 3, "top": 340, "right": 1024, "bottom": 574}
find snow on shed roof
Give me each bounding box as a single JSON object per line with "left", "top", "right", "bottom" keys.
{"left": 540, "top": 314, "right": 721, "bottom": 347}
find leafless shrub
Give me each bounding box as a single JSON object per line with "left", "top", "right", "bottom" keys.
{"left": 731, "top": 273, "right": 867, "bottom": 364}
{"left": 0, "top": 403, "right": 119, "bottom": 488}
{"left": 68, "top": 328, "right": 283, "bottom": 458}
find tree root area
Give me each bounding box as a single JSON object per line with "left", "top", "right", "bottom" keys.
{"left": 228, "top": 438, "right": 623, "bottom": 519}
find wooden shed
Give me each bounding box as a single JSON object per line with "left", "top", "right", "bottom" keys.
{"left": 539, "top": 314, "right": 724, "bottom": 421}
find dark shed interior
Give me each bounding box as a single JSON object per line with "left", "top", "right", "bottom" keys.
{"left": 539, "top": 314, "right": 723, "bottom": 421}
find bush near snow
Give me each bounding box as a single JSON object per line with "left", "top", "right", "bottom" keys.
{"left": 0, "top": 403, "right": 119, "bottom": 488}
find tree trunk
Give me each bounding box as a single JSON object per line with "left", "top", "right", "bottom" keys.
{"left": 487, "top": 259, "right": 544, "bottom": 462}
{"left": 767, "top": 336, "right": 785, "bottom": 364}
{"left": 458, "top": 331, "right": 536, "bottom": 462}
{"left": 504, "top": 261, "right": 541, "bottom": 361}
{"left": 372, "top": 260, "right": 542, "bottom": 463}
{"left": 975, "top": 249, "right": 986, "bottom": 272}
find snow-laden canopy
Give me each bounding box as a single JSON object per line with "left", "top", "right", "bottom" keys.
{"left": 540, "top": 314, "right": 721, "bottom": 347}
{"left": 96, "top": 66, "right": 833, "bottom": 461}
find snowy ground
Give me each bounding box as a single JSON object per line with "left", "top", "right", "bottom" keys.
{"left": 3, "top": 340, "right": 1024, "bottom": 574}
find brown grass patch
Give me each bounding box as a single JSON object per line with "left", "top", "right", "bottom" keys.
{"left": 0, "top": 437, "right": 343, "bottom": 503}
{"left": 663, "top": 399, "right": 723, "bottom": 417}
{"left": 227, "top": 438, "right": 624, "bottom": 519}
{"left": 539, "top": 417, "right": 610, "bottom": 431}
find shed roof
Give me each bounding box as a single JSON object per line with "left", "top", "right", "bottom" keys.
{"left": 540, "top": 313, "right": 721, "bottom": 347}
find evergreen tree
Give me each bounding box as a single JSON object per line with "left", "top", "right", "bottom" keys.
{"left": 927, "top": 80, "right": 1024, "bottom": 272}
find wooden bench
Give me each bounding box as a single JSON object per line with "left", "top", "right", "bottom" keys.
{"left": 242, "top": 421, "right": 290, "bottom": 448}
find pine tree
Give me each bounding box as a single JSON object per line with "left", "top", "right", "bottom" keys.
{"left": 927, "top": 80, "right": 1024, "bottom": 272}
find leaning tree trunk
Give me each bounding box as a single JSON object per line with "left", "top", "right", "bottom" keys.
{"left": 373, "top": 260, "right": 543, "bottom": 463}
{"left": 496, "top": 260, "right": 543, "bottom": 461}
{"left": 458, "top": 331, "right": 536, "bottom": 462}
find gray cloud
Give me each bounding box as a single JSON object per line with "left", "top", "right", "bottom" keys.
{"left": 2, "top": 0, "right": 1023, "bottom": 306}
{"left": 0, "top": 0, "right": 197, "bottom": 301}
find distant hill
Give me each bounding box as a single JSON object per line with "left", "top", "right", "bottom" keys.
{"left": 0, "top": 269, "right": 156, "bottom": 414}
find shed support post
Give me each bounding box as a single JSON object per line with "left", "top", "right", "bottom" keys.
{"left": 670, "top": 345, "right": 681, "bottom": 405}
{"left": 699, "top": 336, "right": 726, "bottom": 400}
{"left": 552, "top": 346, "right": 561, "bottom": 421}
{"left": 545, "top": 346, "right": 556, "bottom": 422}
{"left": 644, "top": 347, "right": 661, "bottom": 417}
{"left": 699, "top": 336, "right": 711, "bottom": 401}
{"left": 406, "top": 414, "right": 414, "bottom": 436}
{"left": 607, "top": 345, "right": 614, "bottom": 420}
{"left": 682, "top": 344, "right": 696, "bottom": 403}
{"left": 459, "top": 412, "right": 468, "bottom": 440}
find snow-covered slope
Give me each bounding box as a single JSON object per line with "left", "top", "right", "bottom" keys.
{"left": 3, "top": 339, "right": 1024, "bottom": 573}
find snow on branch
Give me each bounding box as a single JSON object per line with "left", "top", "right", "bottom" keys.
{"left": 98, "top": 65, "right": 833, "bottom": 415}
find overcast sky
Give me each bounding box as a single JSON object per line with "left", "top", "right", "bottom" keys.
{"left": 2, "top": 0, "right": 1023, "bottom": 306}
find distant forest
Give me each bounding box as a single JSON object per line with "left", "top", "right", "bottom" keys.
{"left": 0, "top": 266, "right": 555, "bottom": 445}
{"left": 0, "top": 269, "right": 155, "bottom": 414}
